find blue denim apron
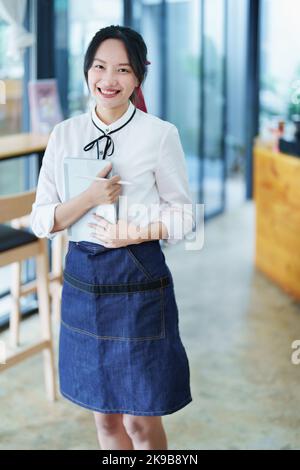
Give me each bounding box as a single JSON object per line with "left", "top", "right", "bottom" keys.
{"left": 59, "top": 239, "right": 192, "bottom": 416}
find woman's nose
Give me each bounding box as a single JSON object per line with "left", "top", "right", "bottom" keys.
{"left": 100, "top": 70, "right": 118, "bottom": 85}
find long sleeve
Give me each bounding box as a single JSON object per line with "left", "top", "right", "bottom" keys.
{"left": 154, "top": 125, "right": 195, "bottom": 245}
{"left": 30, "top": 126, "right": 64, "bottom": 240}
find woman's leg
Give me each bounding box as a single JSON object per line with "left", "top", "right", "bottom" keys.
{"left": 93, "top": 412, "right": 134, "bottom": 450}
{"left": 122, "top": 415, "right": 168, "bottom": 450}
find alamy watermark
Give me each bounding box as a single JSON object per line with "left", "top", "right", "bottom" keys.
{"left": 91, "top": 200, "right": 205, "bottom": 251}
{"left": 291, "top": 340, "right": 300, "bottom": 365}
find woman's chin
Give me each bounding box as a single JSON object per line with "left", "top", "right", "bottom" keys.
{"left": 95, "top": 96, "right": 130, "bottom": 109}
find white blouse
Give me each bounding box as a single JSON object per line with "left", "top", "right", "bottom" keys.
{"left": 30, "top": 100, "right": 194, "bottom": 246}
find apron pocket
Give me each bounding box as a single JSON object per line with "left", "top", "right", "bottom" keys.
{"left": 94, "top": 289, "right": 165, "bottom": 341}
{"left": 61, "top": 270, "right": 168, "bottom": 341}
{"left": 61, "top": 281, "right": 96, "bottom": 335}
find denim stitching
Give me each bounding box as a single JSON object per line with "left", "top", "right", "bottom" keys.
{"left": 64, "top": 269, "right": 169, "bottom": 288}
{"left": 60, "top": 388, "right": 193, "bottom": 415}
{"left": 161, "top": 286, "right": 166, "bottom": 338}
{"left": 64, "top": 279, "right": 165, "bottom": 296}
{"left": 61, "top": 318, "right": 165, "bottom": 342}
{"left": 63, "top": 270, "right": 170, "bottom": 294}
{"left": 125, "top": 247, "right": 155, "bottom": 281}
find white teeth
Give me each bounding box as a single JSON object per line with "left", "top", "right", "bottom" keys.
{"left": 100, "top": 89, "right": 119, "bottom": 95}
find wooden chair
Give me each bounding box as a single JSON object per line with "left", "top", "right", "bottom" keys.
{"left": 9, "top": 214, "right": 68, "bottom": 341}
{"left": 0, "top": 190, "right": 57, "bottom": 401}
{"left": 48, "top": 229, "right": 68, "bottom": 323}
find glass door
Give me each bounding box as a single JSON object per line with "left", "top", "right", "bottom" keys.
{"left": 56, "top": 0, "right": 124, "bottom": 117}
{"left": 201, "top": 0, "right": 226, "bottom": 217}
{"left": 131, "top": 0, "right": 227, "bottom": 219}
{"left": 165, "top": 0, "right": 202, "bottom": 211}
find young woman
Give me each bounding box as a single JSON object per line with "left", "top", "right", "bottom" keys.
{"left": 30, "top": 25, "right": 194, "bottom": 451}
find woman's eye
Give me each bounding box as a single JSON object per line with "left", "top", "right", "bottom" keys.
{"left": 94, "top": 65, "right": 129, "bottom": 73}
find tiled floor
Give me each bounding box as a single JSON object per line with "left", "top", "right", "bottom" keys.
{"left": 1, "top": 202, "right": 300, "bottom": 450}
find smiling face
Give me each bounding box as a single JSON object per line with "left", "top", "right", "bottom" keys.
{"left": 87, "top": 38, "right": 139, "bottom": 112}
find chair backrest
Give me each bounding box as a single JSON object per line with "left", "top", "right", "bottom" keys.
{"left": 0, "top": 190, "right": 36, "bottom": 224}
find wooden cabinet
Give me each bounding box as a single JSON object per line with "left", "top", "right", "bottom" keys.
{"left": 254, "top": 145, "right": 300, "bottom": 300}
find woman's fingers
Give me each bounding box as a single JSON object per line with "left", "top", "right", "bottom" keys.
{"left": 109, "top": 175, "right": 121, "bottom": 185}
{"left": 107, "top": 188, "right": 121, "bottom": 203}
{"left": 90, "top": 232, "right": 111, "bottom": 246}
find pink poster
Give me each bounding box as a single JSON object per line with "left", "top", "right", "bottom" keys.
{"left": 28, "top": 79, "right": 63, "bottom": 134}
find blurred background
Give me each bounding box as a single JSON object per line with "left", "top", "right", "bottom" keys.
{"left": 0, "top": 0, "right": 300, "bottom": 450}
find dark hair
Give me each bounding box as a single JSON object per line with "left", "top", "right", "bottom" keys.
{"left": 84, "top": 25, "right": 149, "bottom": 105}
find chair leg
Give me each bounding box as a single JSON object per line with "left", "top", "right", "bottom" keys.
{"left": 51, "top": 283, "right": 61, "bottom": 323}
{"left": 36, "top": 238, "right": 57, "bottom": 402}
{"left": 10, "top": 261, "right": 22, "bottom": 347}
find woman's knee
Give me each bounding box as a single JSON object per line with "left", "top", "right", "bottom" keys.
{"left": 93, "top": 412, "right": 124, "bottom": 436}
{"left": 122, "top": 415, "right": 162, "bottom": 440}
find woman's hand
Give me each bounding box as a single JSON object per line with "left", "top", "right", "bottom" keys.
{"left": 88, "top": 213, "right": 142, "bottom": 248}
{"left": 85, "top": 162, "right": 122, "bottom": 207}
{"left": 88, "top": 214, "right": 170, "bottom": 248}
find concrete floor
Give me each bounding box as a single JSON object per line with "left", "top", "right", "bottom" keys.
{"left": 1, "top": 201, "right": 300, "bottom": 450}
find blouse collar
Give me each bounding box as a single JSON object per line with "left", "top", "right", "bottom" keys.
{"left": 84, "top": 100, "right": 137, "bottom": 160}
{"left": 91, "top": 100, "right": 135, "bottom": 134}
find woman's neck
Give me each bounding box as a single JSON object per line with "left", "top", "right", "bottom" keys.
{"left": 95, "top": 101, "right": 130, "bottom": 125}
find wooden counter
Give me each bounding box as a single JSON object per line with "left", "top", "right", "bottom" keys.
{"left": 254, "top": 145, "right": 300, "bottom": 300}
{"left": 0, "top": 133, "right": 49, "bottom": 161}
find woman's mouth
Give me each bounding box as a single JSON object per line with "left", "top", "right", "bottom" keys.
{"left": 97, "top": 88, "right": 121, "bottom": 98}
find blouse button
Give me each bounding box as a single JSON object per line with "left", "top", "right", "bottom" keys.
{"left": 106, "top": 128, "right": 109, "bottom": 132}
{"left": 100, "top": 151, "right": 104, "bottom": 155}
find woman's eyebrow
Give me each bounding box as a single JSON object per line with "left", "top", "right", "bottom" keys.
{"left": 93, "top": 58, "right": 131, "bottom": 66}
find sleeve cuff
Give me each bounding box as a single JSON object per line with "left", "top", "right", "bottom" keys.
{"left": 30, "top": 202, "right": 64, "bottom": 240}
